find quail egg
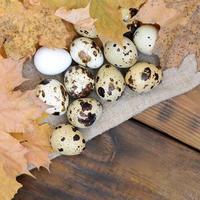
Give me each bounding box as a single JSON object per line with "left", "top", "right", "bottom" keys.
{"left": 70, "top": 37, "right": 104, "bottom": 69}
{"left": 64, "top": 65, "right": 95, "bottom": 98}
{"left": 95, "top": 64, "right": 125, "bottom": 101}
{"left": 67, "top": 98, "right": 103, "bottom": 128}
{"left": 34, "top": 47, "right": 72, "bottom": 75}
{"left": 36, "top": 79, "right": 69, "bottom": 115}
{"left": 50, "top": 124, "right": 86, "bottom": 156}
{"left": 104, "top": 37, "right": 138, "bottom": 68}
{"left": 133, "top": 25, "right": 158, "bottom": 55}
{"left": 74, "top": 24, "right": 97, "bottom": 38}
{"left": 125, "top": 62, "right": 163, "bottom": 93}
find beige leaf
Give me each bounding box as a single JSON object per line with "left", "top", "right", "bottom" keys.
{"left": 0, "top": 162, "right": 22, "bottom": 200}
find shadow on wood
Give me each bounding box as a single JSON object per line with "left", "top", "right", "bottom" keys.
{"left": 15, "top": 120, "right": 200, "bottom": 200}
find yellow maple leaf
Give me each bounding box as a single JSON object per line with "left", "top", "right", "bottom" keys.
{"left": 0, "top": 132, "right": 30, "bottom": 177}
{"left": 12, "top": 123, "right": 53, "bottom": 170}
{"left": 0, "top": 162, "right": 22, "bottom": 200}
{"left": 0, "top": 58, "right": 46, "bottom": 134}
{"left": 53, "top": 0, "right": 145, "bottom": 43}
{"left": 0, "top": 58, "right": 53, "bottom": 198}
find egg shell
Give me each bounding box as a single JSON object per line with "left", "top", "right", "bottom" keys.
{"left": 50, "top": 124, "right": 86, "bottom": 156}
{"left": 64, "top": 65, "right": 95, "bottom": 98}
{"left": 104, "top": 37, "right": 138, "bottom": 68}
{"left": 34, "top": 47, "right": 72, "bottom": 75}
{"left": 67, "top": 98, "right": 103, "bottom": 128}
{"left": 36, "top": 79, "right": 69, "bottom": 115}
{"left": 125, "top": 62, "right": 163, "bottom": 93}
{"left": 74, "top": 24, "right": 97, "bottom": 38}
{"left": 133, "top": 25, "right": 158, "bottom": 55}
{"left": 95, "top": 64, "right": 125, "bottom": 101}
{"left": 70, "top": 37, "right": 104, "bottom": 69}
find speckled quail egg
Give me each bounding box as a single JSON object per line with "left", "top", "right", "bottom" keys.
{"left": 74, "top": 24, "right": 97, "bottom": 38}
{"left": 36, "top": 79, "right": 69, "bottom": 115}
{"left": 50, "top": 124, "right": 86, "bottom": 156}
{"left": 34, "top": 47, "right": 72, "bottom": 75}
{"left": 104, "top": 37, "right": 138, "bottom": 68}
{"left": 121, "top": 8, "right": 138, "bottom": 22}
{"left": 67, "top": 98, "right": 103, "bottom": 128}
{"left": 125, "top": 62, "right": 163, "bottom": 93}
{"left": 64, "top": 65, "right": 95, "bottom": 98}
{"left": 133, "top": 25, "right": 158, "bottom": 55}
{"left": 95, "top": 64, "right": 125, "bottom": 101}
{"left": 70, "top": 37, "right": 104, "bottom": 69}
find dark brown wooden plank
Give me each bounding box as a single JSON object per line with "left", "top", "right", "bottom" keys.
{"left": 14, "top": 120, "right": 200, "bottom": 200}
{"left": 135, "top": 86, "right": 200, "bottom": 150}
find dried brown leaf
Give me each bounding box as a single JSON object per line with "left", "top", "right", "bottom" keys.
{"left": 55, "top": 3, "right": 96, "bottom": 27}
{"left": 135, "top": 0, "right": 200, "bottom": 68}
{"left": 0, "top": 0, "right": 75, "bottom": 59}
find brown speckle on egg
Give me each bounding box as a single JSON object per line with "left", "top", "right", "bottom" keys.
{"left": 58, "top": 148, "right": 63, "bottom": 152}
{"left": 78, "top": 51, "right": 91, "bottom": 63}
{"left": 73, "top": 134, "right": 80, "bottom": 141}
{"left": 80, "top": 101, "right": 92, "bottom": 111}
{"left": 98, "top": 87, "right": 105, "bottom": 98}
{"left": 78, "top": 113, "right": 96, "bottom": 127}
{"left": 141, "top": 67, "right": 151, "bottom": 81}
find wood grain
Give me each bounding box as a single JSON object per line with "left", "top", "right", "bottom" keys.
{"left": 135, "top": 86, "right": 200, "bottom": 150}
{"left": 14, "top": 120, "right": 200, "bottom": 200}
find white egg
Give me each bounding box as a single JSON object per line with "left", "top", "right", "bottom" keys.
{"left": 34, "top": 47, "right": 72, "bottom": 75}
{"left": 133, "top": 25, "right": 158, "bottom": 55}
{"left": 70, "top": 37, "right": 104, "bottom": 69}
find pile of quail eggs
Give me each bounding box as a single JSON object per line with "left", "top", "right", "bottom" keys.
{"left": 35, "top": 8, "right": 163, "bottom": 156}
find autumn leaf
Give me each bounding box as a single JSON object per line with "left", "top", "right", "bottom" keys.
{"left": 0, "top": 132, "right": 30, "bottom": 177}
{"left": 0, "top": 58, "right": 46, "bottom": 134}
{"left": 0, "top": 0, "right": 75, "bottom": 59}
{"left": 154, "top": 5, "right": 200, "bottom": 69}
{"left": 0, "top": 58, "right": 26, "bottom": 93}
{"left": 0, "top": 162, "right": 22, "bottom": 200}
{"left": 12, "top": 123, "right": 53, "bottom": 169}
{"left": 134, "top": 0, "right": 178, "bottom": 26}
{"left": 0, "top": 58, "right": 52, "bottom": 198}
{"left": 54, "top": 0, "right": 145, "bottom": 43}
{"left": 55, "top": 2, "right": 96, "bottom": 27}
{"left": 0, "top": 58, "right": 51, "bottom": 170}
{"left": 134, "top": 0, "right": 200, "bottom": 68}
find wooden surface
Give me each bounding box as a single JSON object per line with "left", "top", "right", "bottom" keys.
{"left": 14, "top": 120, "right": 200, "bottom": 200}
{"left": 135, "top": 86, "right": 200, "bottom": 150}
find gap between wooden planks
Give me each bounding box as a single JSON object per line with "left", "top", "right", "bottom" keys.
{"left": 135, "top": 86, "right": 200, "bottom": 150}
